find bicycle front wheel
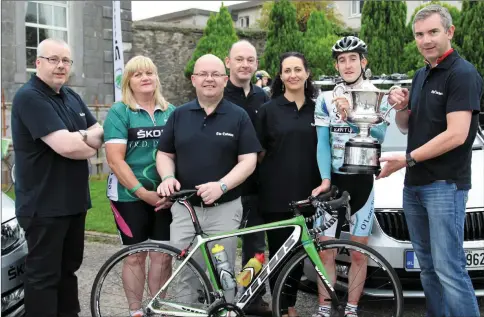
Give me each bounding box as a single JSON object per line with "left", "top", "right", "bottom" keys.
{"left": 91, "top": 242, "right": 215, "bottom": 317}
{"left": 272, "top": 240, "right": 404, "bottom": 317}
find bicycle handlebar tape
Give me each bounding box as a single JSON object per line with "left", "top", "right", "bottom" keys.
{"left": 316, "top": 185, "right": 339, "bottom": 202}
{"left": 325, "top": 191, "right": 350, "bottom": 210}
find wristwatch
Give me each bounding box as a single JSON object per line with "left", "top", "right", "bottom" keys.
{"left": 78, "top": 130, "right": 88, "bottom": 142}
{"left": 219, "top": 182, "right": 228, "bottom": 194}
{"left": 406, "top": 153, "right": 417, "bottom": 167}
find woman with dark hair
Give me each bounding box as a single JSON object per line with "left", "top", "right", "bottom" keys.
{"left": 255, "top": 52, "right": 324, "bottom": 317}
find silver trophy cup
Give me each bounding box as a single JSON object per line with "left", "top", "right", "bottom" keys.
{"left": 333, "top": 84, "right": 401, "bottom": 175}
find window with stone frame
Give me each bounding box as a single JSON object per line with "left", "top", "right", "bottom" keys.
{"left": 25, "top": 1, "right": 69, "bottom": 72}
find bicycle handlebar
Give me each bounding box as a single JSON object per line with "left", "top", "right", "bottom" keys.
{"left": 290, "top": 185, "right": 341, "bottom": 209}
{"left": 318, "top": 191, "right": 350, "bottom": 210}
{"left": 167, "top": 189, "right": 197, "bottom": 202}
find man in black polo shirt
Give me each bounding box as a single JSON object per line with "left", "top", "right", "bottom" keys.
{"left": 377, "top": 5, "right": 482, "bottom": 317}
{"left": 156, "top": 54, "right": 261, "bottom": 303}
{"left": 11, "top": 38, "right": 103, "bottom": 317}
{"left": 223, "top": 40, "right": 270, "bottom": 316}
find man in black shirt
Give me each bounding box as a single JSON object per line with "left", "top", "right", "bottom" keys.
{"left": 377, "top": 5, "right": 482, "bottom": 317}
{"left": 156, "top": 54, "right": 261, "bottom": 304}
{"left": 11, "top": 38, "right": 103, "bottom": 317}
{"left": 223, "top": 40, "right": 271, "bottom": 316}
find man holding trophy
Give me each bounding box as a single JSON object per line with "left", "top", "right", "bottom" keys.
{"left": 312, "top": 36, "right": 391, "bottom": 317}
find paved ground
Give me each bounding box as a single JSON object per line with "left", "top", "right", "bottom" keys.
{"left": 79, "top": 239, "right": 483, "bottom": 317}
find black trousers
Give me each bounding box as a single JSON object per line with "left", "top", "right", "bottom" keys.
{"left": 240, "top": 195, "right": 267, "bottom": 298}
{"left": 17, "top": 213, "right": 86, "bottom": 317}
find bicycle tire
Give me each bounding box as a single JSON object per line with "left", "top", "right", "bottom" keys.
{"left": 2, "top": 160, "right": 13, "bottom": 193}
{"left": 90, "top": 242, "right": 215, "bottom": 317}
{"left": 272, "top": 240, "right": 404, "bottom": 317}
{"left": 10, "top": 163, "right": 15, "bottom": 184}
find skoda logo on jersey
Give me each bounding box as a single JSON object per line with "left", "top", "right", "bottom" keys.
{"left": 137, "top": 129, "right": 163, "bottom": 139}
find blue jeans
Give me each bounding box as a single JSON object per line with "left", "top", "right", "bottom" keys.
{"left": 403, "top": 181, "right": 479, "bottom": 317}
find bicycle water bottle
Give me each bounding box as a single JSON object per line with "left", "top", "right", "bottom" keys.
{"left": 212, "top": 244, "right": 237, "bottom": 292}
{"left": 236, "top": 253, "right": 265, "bottom": 287}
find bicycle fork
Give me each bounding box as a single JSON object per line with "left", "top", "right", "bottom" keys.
{"left": 303, "top": 237, "right": 341, "bottom": 307}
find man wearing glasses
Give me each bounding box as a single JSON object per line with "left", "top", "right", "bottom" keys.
{"left": 11, "top": 38, "right": 103, "bottom": 317}
{"left": 156, "top": 54, "right": 261, "bottom": 303}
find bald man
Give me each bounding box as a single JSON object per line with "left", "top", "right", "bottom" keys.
{"left": 224, "top": 40, "right": 271, "bottom": 316}
{"left": 11, "top": 38, "right": 103, "bottom": 317}
{"left": 156, "top": 54, "right": 262, "bottom": 303}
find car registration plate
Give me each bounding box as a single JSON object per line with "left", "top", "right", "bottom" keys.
{"left": 405, "top": 249, "right": 484, "bottom": 271}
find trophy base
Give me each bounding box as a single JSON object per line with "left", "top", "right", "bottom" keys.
{"left": 339, "top": 140, "right": 381, "bottom": 175}
{"left": 339, "top": 164, "right": 381, "bottom": 175}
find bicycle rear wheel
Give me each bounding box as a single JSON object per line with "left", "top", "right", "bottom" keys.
{"left": 91, "top": 242, "right": 215, "bottom": 317}
{"left": 272, "top": 240, "right": 403, "bottom": 317}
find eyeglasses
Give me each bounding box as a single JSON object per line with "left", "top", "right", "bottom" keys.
{"left": 39, "top": 56, "right": 74, "bottom": 66}
{"left": 193, "top": 72, "right": 227, "bottom": 79}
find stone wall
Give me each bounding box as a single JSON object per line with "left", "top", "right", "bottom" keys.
{"left": 131, "top": 22, "right": 267, "bottom": 106}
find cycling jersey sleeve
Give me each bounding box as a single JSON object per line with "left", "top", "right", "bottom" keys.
{"left": 314, "top": 94, "right": 330, "bottom": 127}
{"left": 316, "top": 126, "right": 331, "bottom": 180}
{"left": 103, "top": 102, "right": 129, "bottom": 144}
{"left": 370, "top": 122, "right": 387, "bottom": 143}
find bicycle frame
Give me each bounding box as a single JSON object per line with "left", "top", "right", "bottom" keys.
{"left": 145, "top": 198, "right": 338, "bottom": 317}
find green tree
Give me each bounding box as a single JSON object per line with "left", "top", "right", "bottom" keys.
{"left": 303, "top": 11, "right": 339, "bottom": 78}
{"left": 257, "top": 1, "right": 344, "bottom": 33}
{"left": 461, "top": 1, "right": 484, "bottom": 76}
{"left": 261, "top": 0, "right": 301, "bottom": 76}
{"left": 359, "top": 0, "right": 407, "bottom": 75}
{"left": 455, "top": 0, "right": 472, "bottom": 48}
{"left": 184, "top": 4, "right": 238, "bottom": 79}
{"left": 406, "top": 1, "right": 461, "bottom": 44}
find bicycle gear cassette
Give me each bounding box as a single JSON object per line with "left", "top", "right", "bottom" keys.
{"left": 208, "top": 302, "right": 245, "bottom": 317}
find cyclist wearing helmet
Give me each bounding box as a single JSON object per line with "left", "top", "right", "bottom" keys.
{"left": 312, "top": 36, "right": 389, "bottom": 317}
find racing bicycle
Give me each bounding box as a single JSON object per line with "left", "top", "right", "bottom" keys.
{"left": 91, "top": 186, "right": 404, "bottom": 317}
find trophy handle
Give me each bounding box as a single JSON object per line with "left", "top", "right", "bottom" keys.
{"left": 381, "top": 85, "right": 402, "bottom": 123}
{"left": 333, "top": 83, "right": 352, "bottom": 123}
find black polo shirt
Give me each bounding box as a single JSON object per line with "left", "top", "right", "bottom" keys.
{"left": 11, "top": 75, "right": 96, "bottom": 217}
{"left": 157, "top": 98, "right": 262, "bottom": 205}
{"left": 256, "top": 95, "right": 321, "bottom": 214}
{"left": 224, "top": 79, "right": 269, "bottom": 195}
{"left": 406, "top": 50, "right": 483, "bottom": 189}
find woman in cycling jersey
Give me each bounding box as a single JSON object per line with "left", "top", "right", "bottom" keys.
{"left": 312, "top": 36, "right": 389, "bottom": 317}
{"left": 103, "top": 55, "right": 176, "bottom": 317}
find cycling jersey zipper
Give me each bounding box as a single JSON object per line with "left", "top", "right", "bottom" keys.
{"left": 138, "top": 107, "right": 160, "bottom": 126}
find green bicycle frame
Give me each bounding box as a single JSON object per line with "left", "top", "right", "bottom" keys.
{"left": 146, "top": 211, "right": 335, "bottom": 317}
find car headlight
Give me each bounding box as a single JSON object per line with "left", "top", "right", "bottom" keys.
{"left": 1, "top": 218, "right": 25, "bottom": 254}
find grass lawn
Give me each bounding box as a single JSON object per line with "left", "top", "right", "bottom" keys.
{"left": 86, "top": 177, "right": 117, "bottom": 234}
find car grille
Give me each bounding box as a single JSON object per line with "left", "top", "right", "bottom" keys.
{"left": 375, "top": 210, "right": 484, "bottom": 241}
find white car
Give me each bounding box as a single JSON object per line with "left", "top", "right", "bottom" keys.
{"left": 1, "top": 192, "right": 27, "bottom": 316}
{"left": 304, "top": 110, "right": 484, "bottom": 298}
